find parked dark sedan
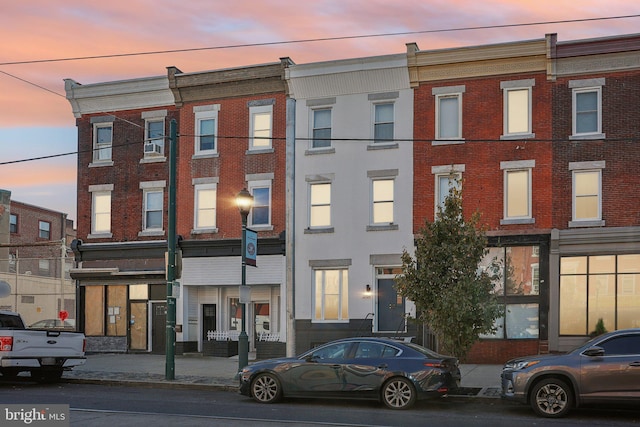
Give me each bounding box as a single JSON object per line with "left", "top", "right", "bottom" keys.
{"left": 502, "top": 328, "right": 640, "bottom": 418}
{"left": 239, "top": 337, "right": 461, "bottom": 410}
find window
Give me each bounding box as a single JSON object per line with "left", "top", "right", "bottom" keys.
{"left": 479, "top": 245, "right": 541, "bottom": 339}
{"left": 374, "top": 103, "right": 394, "bottom": 143}
{"left": 194, "top": 184, "right": 217, "bottom": 230}
{"left": 38, "top": 259, "right": 50, "bottom": 275}
{"left": 372, "top": 179, "right": 394, "bottom": 224}
{"left": 573, "top": 170, "right": 600, "bottom": 221}
{"left": 570, "top": 79, "right": 605, "bottom": 138}
{"left": 314, "top": 269, "right": 348, "bottom": 321}
{"left": 501, "top": 79, "right": 534, "bottom": 138}
{"left": 435, "top": 172, "right": 461, "bottom": 216}
{"left": 309, "top": 182, "right": 331, "bottom": 228}
{"left": 433, "top": 86, "right": 465, "bottom": 142}
{"left": 194, "top": 105, "right": 220, "bottom": 155}
{"left": 308, "top": 341, "right": 353, "bottom": 359}
{"left": 501, "top": 160, "right": 534, "bottom": 224}
{"left": 249, "top": 105, "right": 272, "bottom": 150}
{"left": 312, "top": 109, "right": 332, "bottom": 148}
{"left": 249, "top": 184, "right": 271, "bottom": 227}
{"left": 38, "top": 221, "right": 50, "bottom": 239}
{"left": 144, "top": 119, "right": 164, "bottom": 156}
{"left": 9, "top": 214, "right": 17, "bottom": 233}
{"left": 569, "top": 161, "right": 604, "bottom": 227}
{"left": 93, "top": 123, "right": 112, "bottom": 162}
{"left": 92, "top": 191, "right": 111, "bottom": 234}
{"left": 560, "top": 254, "right": 640, "bottom": 335}
{"left": 143, "top": 190, "right": 163, "bottom": 230}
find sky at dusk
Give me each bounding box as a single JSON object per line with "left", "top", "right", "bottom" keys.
{"left": 1, "top": 1, "right": 639, "bottom": 224}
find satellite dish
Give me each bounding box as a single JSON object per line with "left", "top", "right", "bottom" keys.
{"left": 0, "top": 280, "right": 11, "bottom": 298}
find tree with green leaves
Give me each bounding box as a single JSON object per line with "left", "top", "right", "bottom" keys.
{"left": 395, "top": 177, "right": 502, "bottom": 361}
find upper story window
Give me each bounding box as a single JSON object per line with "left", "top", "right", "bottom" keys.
{"left": 144, "top": 120, "right": 164, "bottom": 156}
{"left": 194, "top": 105, "right": 219, "bottom": 155}
{"left": 9, "top": 214, "right": 17, "bottom": 233}
{"left": 248, "top": 180, "right": 272, "bottom": 228}
{"left": 433, "top": 165, "right": 464, "bottom": 217}
{"left": 570, "top": 78, "right": 605, "bottom": 139}
{"left": 373, "top": 103, "right": 394, "bottom": 143}
{"left": 139, "top": 180, "right": 166, "bottom": 235}
{"left": 89, "top": 184, "right": 113, "bottom": 238}
{"left": 312, "top": 108, "right": 332, "bottom": 149}
{"left": 569, "top": 161, "right": 605, "bottom": 227}
{"left": 371, "top": 178, "right": 394, "bottom": 224}
{"left": 93, "top": 123, "right": 113, "bottom": 162}
{"left": 309, "top": 182, "right": 332, "bottom": 229}
{"left": 141, "top": 110, "right": 167, "bottom": 160}
{"left": 433, "top": 85, "right": 465, "bottom": 143}
{"left": 501, "top": 160, "right": 535, "bottom": 225}
{"left": 249, "top": 104, "right": 273, "bottom": 150}
{"left": 38, "top": 220, "right": 51, "bottom": 239}
{"left": 501, "top": 79, "right": 534, "bottom": 139}
{"left": 194, "top": 183, "right": 217, "bottom": 231}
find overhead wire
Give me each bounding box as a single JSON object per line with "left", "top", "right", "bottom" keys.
{"left": 1, "top": 13, "right": 639, "bottom": 166}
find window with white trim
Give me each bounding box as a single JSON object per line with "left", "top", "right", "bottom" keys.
{"left": 373, "top": 103, "right": 394, "bottom": 143}
{"left": 249, "top": 105, "right": 272, "bottom": 150}
{"left": 312, "top": 108, "right": 332, "bottom": 148}
{"left": 435, "top": 172, "right": 461, "bottom": 215}
{"left": 38, "top": 221, "right": 50, "bottom": 239}
{"left": 194, "top": 183, "right": 217, "bottom": 230}
{"left": 143, "top": 190, "right": 163, "bottom": 231}
{"left": 570, "top": 79, "right": 605, "bottom": 139}
{"left": 573, "top": 170, "right": 601, "bottom": 221}
{"left": 313, "top": 268, "right": 349, "bottom": 321}
{"left": 144, "top": 119, "right": 164, "bottom": 157}
{"left": 92, "top": 191, "right": 112, "bottom": 235}
{"left": 371, "top": 179, "right": 394, "bottom": 224}
{"left": 93, "top": 123, "right": 113, "bottom": 162}
{"left": 195, "top": 106, "right": 219, "bottom": 155}
{"left": 501, "top": 79, "right": 534, "bottom": 138}
{"left": 309, "top": 182, "right": 331, "bottom": 228}
{"left": 433, "top": 86, "right": 465, "bottom": 141}
{"left": 501, "top": 160, "right": 534, "bottom": 223}
{"left": 249, "top": 182, "right": 271, "bottom": 227}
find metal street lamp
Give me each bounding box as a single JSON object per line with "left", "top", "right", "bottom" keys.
{"left": 236, "top": 188, "right": 254, "bottom": 372}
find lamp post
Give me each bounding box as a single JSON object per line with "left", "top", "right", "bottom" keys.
{"left": 236, "top": 188, "right": 254, "bottom": 372}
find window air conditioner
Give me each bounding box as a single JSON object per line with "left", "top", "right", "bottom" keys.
{"left": 144, "top": 142, "right": 163, "bottom": 154}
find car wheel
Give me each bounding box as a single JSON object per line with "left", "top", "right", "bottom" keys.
{"left": 251, "top": 373, "right": 282, "bottom": 404}
{"left": 382, "top": 377, "right": 416, "bottom": 410}
{"left": 529, "top": 378, "right": 573, "bottom": 418}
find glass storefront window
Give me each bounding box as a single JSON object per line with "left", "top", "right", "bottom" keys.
{"left": 560, "top": 254, "right": 640, "bottom": 335}
{"left": 505, "top": 304, "right": 539, "bottom": 339}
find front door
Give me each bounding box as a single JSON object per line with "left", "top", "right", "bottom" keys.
{"left": 151, "top": 302, "right": 166, "bottom": 354}
{"left": 202, "top": 304, "right": 216, "bottom": 342}
{"left": 377, "top": 279, "right": 405, "bottom": 332}
{"left": 129, "top": 301, "right": 148, "bottom": 351}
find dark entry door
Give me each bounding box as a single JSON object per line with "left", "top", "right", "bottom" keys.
{"left": 202, "top": 304, "right": 216, "bottom": 342}
{"left": 377, "top": 279, "right": 405, "bottom": 332}
{"left": 151, "top": 302, "right": 167, "bottom": 354}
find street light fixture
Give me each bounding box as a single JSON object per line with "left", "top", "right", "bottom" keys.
{"left": 236, "top": 188, "right": 254, "bottom": 372}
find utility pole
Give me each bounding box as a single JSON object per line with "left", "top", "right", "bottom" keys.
{"left": 166, "top": 119, "right": 177, "bottom": 380}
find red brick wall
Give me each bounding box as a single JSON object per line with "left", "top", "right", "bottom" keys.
{"left": 413, "top": 74, "right": 554, "bottom": 234}
{"left": 466, "top": 339, "right": 540, "bottom": 364}
{"left": 552, "top": 71, "right": 640, "bottom": 229}
{"left": 176, "top": 93, "right": 288, "bottom": 240}
{"left": 75, "top": 106, "right": 179, "bottom": 241}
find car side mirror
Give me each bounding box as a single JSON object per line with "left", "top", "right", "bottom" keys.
{"left": 583, "top": 346, "right": 605, "bottom": 357}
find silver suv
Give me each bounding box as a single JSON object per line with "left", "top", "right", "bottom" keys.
{"left": 501, "top": 328, "right": 640, "bottom": 418}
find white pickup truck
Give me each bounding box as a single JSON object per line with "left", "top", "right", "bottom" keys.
{"left": 0, "top": 310, "right": 86, "bottom": 382}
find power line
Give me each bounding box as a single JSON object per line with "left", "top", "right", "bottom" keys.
{"left": 1, "top": 14, "right": 638, "bottom": 66}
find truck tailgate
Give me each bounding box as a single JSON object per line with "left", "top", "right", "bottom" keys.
{"left": 8, "top": 330, "right": 85, "bottom": 357}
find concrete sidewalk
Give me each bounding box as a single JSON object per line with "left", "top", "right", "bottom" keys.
{"left": 62, "top": 353, "right": 503, "bottom": 398}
